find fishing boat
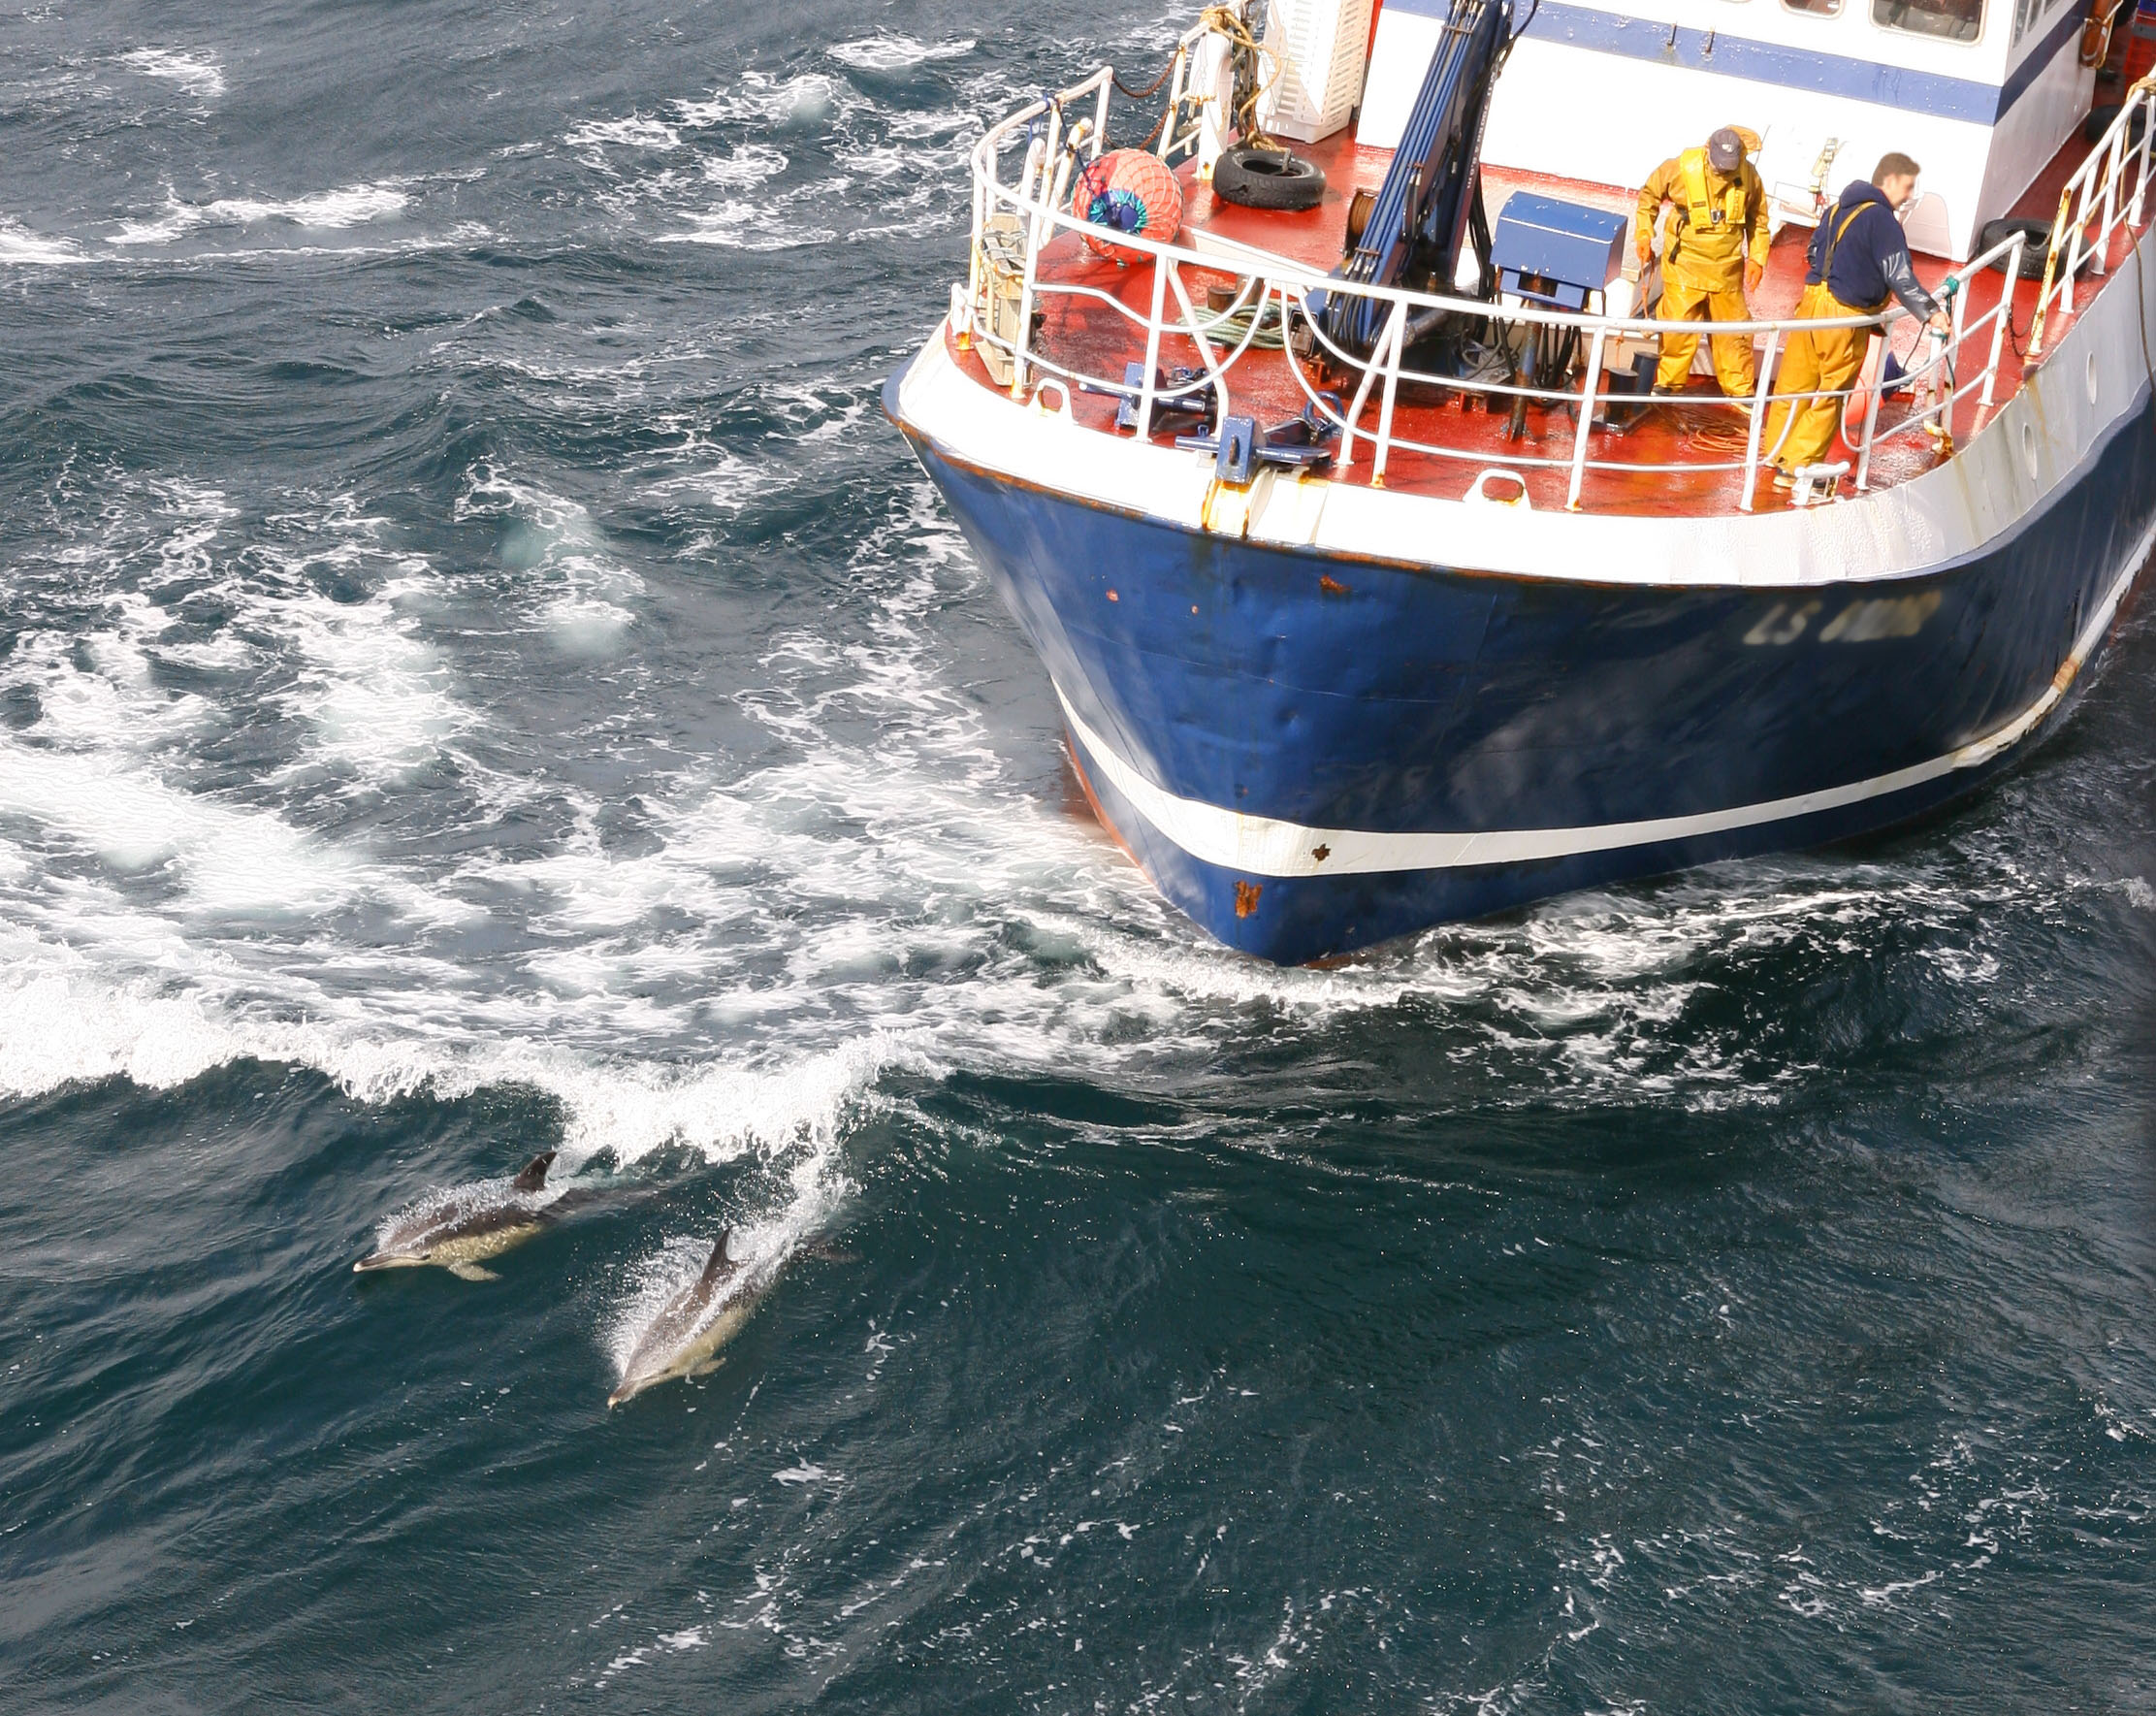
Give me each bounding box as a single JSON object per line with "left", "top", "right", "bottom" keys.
{"left": 885, "top": 0, "right": 2156, "bottom": 963}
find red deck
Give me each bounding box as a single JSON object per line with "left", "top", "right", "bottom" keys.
{"left": 955, "top": 91, "right": 2152, "bottom": 518}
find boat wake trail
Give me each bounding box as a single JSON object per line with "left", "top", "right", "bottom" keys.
{"left": 0, "top": 460, "right": 2144, "bottom": 1163}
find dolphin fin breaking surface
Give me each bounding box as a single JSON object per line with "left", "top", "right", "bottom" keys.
{"left": 354, "top": 1150, "right": 590, "bottom": 1279}
{"left": 607, "top": 1226, "right": 772, "bottom": 1408}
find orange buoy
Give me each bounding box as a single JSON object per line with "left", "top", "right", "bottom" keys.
{"left": 1071, "top": 147, "right": 1183, "bottom": 264}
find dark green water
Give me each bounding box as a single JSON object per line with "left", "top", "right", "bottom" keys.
{"left": 3, "top": 2, "right": 2154, "bottom": 1709}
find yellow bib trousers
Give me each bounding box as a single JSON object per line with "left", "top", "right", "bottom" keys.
{"left": 1762, "top": 282, "right": 1874, "bottom": 473}
{"left": 1655, "top": 265, "right": 1758, "bottom": 395}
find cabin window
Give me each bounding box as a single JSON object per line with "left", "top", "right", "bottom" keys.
{"left": 1873, "top": 0, "right": 1983, "bottom": 40}
{"left": 2012, "top": 0, "right": 2073, "bottom": 40}
{"left": 1784, "top": 0, "right": 1843, "bottom": 15}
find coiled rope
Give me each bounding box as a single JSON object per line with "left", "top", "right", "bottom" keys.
{"left": 1108, "top": 5, "right": 1282, "bottom": 151}
{"left": 1192, "top": 292, "right": 1292, "bottom": 350}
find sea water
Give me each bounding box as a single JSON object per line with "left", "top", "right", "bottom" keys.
{"left": 2, "top": 1, "right": 2153, "bottom": 1708}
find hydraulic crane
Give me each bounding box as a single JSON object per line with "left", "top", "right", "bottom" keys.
{"left": 1318, "top": 0, "right": 1519, "bottom": 358}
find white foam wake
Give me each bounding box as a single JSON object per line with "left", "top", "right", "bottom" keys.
{"left": 828, "top": 35, "right": 977, "bottom": 72}
{"left": 3, "top": 453, "right": 2112, "bottom": 1214}
{"left": 660, "top": 198, "right": 839, "bottom": 251}
{"left": 0, "top": 939, "right": 914, "bottom": 1170}
{"left": 0, "top": 218, "right": 91, "bottom": 266}
{"left": 112, "top": 182, "right": 410, "bottom": 246}
{"left": 670, "top": 72, "right": 855, "bottom": 132}
{"left": 117, "top": 48, "right": 226, "bottom": 100}
{"left": 454, "top": 464, "right": 643, "bottom": 652}
{"left": 698, "top": 143, "right": 789, "bottom": 191}
{"left": 563, "top": 115, "right": 684, "bottom": 156}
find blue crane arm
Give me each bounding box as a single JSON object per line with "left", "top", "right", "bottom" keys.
{"left": 1318, "top": 0, "right": 1515, "bottom": 355}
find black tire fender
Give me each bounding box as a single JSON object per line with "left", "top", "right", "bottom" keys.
{"left": 2084, "top": 101, "right": 2150, "bottom": 146}
{"left": 1210, "top": 143, "right": 1328, "bottom": 212}
{"left": 1977, "top": 216, "right": 2053, "bottom": 278}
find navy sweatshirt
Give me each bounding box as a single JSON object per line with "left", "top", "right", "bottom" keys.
{"left": 1805, "top": 180, "right": 1941, "bottom": 321}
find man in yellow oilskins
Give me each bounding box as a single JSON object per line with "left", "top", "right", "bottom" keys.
{"left": 1764, "top": 153, "right": 1952, "bottom": 487}
{"left": 1636, "top": 126, "right": 1771, "bottom": 400}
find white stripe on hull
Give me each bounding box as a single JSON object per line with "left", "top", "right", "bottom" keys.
{"left": 1060, "top": 515, "right": 2152, "bottom": 880}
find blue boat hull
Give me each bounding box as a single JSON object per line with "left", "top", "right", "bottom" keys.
{"left": 891, "top": 370, "right": 2155, "bottom": 963}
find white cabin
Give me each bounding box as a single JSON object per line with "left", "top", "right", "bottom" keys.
{"left": 1353, "top": 0, "right": 2100, "bottom": 257}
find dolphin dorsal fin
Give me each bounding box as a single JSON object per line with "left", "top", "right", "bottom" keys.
{"left": 701, "top": 1229, "right": 735, "bottom": 1283}
{"left": 513, "top": 1149, "right": 558, "bottom": 1193}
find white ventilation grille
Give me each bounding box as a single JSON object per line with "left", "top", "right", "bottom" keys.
{"left": 1258, "top": 0, "right": 1374, "bottom": 145}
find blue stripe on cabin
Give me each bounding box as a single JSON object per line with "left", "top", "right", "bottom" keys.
{"left": 1379, "top": 0, "right": 2084, "bottom": 126}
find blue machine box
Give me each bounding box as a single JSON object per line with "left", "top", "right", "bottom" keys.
{"left": 1490, "top": 192, "right": 1628, "bottom": 312}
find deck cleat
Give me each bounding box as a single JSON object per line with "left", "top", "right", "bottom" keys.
{"left": 1788, "top": 460, "right": 1850, "bottom": 506}
{"left": 1175, "top": 397, "right": 1343, "bottom": 483}
{"left": 1079, "top": 363, "right": 1215, "bottom": 436}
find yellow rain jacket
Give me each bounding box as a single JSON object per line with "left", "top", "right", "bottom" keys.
{"left": 1637, "top": 143, "right": 1771, "bottom": 286}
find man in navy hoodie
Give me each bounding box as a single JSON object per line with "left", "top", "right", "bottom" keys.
{"left": 1764, "top": 153, "right": 1953, "bottom": 486}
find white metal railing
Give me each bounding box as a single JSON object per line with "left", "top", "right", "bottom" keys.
{"left": 960, "top": 62, "right": 2140, "bottom": 512}
{"left": 2030, "top": 73, "right": 2156, "bottom": 355}
{"left": 1154, "top": 16, "right": 1217, "bottom": 166}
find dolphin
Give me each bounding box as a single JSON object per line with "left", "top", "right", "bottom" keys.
{"left": 355, "top": 1150, "right": 591, "bottom": 1281}
{"left": 607, "top": 1228, "right": 777, "bottom": 1408}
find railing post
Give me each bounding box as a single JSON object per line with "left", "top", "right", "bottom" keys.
{"left": 1013, "top": 116, "right": 1072, "bottom": 399}
{"left": 1739, "top": 326, "right": 1781, "bottom": 511}
{"left": 2097, "top": 123, "right": 2124, "bottom": 275}
{"left": 1010, "top": 152, "right": 1040, "bottom": 396}
{"left": 2030, "top": 186, "right": 2072, "bottom": 358}
{"left": 1977, "top": 236, "right": 2020, "bottom": 421}
{"left": 1337, "top": 299, "right": 1400, "bottom": 469}
{"left": 2064, "top": 182, "right": 2085, "bottom": 317}
{"left": 1093, "top": 73, "right": 1111, "bottom": 160}
{"left": 1565, "top": 326, "right": 1608, "bottom": 510}
{"left": 1021, "top": 131, "right": 1044, "bottom": 207}
{"left": 1163, "top": 263, "right": 1229, "bottom": 424}
{"left": 964, "top": 171, "right": 986, "bottom": 344}
{"left": 1370, "top": 302, "right": 1408, "bottom": 488}
{"left": 1854, "top": 322, "right": 1886, "bottom": 491}
{"left": 1336, "top": 310, "right": 1388, "bottom": 466}
{"left": 1135, "top": 253, "right": 1168, "bottom": 437}
{"left": 1160, "top": 47, "right": 1186, "bottom": 160}
{"left": 1939, "top": 274, "right": 1970, "bottom": 439}
{"left": 2134, "top": 90, "right": 2154, "bottom": 227}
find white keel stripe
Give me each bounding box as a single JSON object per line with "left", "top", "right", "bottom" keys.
{"left": 1059, "top": 530, "right": 2149, "bottom": 880}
